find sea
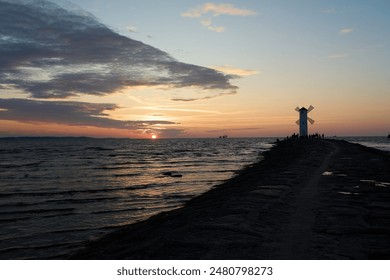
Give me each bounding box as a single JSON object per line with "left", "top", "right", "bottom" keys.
{"left": 0, "top": 136, "right": 388, "bottom": 260}
{"left": 339, "top": 136, "right": 390, "bottom": 152}
{"left": 0, "top": 137, "right": 275, "bottom": 259}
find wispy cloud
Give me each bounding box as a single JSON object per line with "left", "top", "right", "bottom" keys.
{"left": 171, "top": 91, "right": 236, "bottom": 102}
{"left": 200, "top": 18, "right": 225, "bottom": 33}
{"left": 182, "top": 3, "right": 257, "bottom": 18}
{"left": 321, "top": 8, "right": 336, "bottom": 14}
{"left": 356, "top": 43, "right": 385, "bottom": 53}
{"left": 138, "top": 106, "right": 221, "bottom": 114}
{"left": 182, "top": 2, "right": 256, "bottom": 32}
{"left": 211, "top": 65, "right": 260, "bottom": 76}
{"left": 339, "top": 28, "right": 353, "bottom": 35}
{"left": 126, "top": 25, "right": 138, "bottom": 33}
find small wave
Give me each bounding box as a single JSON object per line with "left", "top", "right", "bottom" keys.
{"left": 163, "top": 194, "right": 197, "bottom": 200}
{"left": 0, "top": 184, "right": 159, "bottom": 198}
{"left": 48, "top": 224, "right": 126, "bottom": 235}
{"left": 113, "top": 173, "right": 141, "bottom": 177}
{"left": 0, "top": 148, "right": 24, "bottom": 155}
{"left": 0, "top": 217, "right": 31, "bottom": 223}
{"left": 95, "top": 164, "right": 146, "bottom": 171}
{"left": 89, "top": 207, "right": 146, "bottom": 215}
{"left": 0, "top": 161, "right": 43, "bottom": 169}
{"left": 0, "top": 207, "right": 75, "bottom": 215}
{"left": 85, "top": 147, "right": 114, "bottom": 151}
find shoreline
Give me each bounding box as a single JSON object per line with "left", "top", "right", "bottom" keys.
{"left": 70, "top": 138, "right": 390, "bottom": 260}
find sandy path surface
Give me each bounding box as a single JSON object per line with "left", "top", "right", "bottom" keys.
{"left": 70, "top": 139, "right": 390, "bottom": 260}
{"left": 280, "top": 141, "right": 339, "bottom": 259}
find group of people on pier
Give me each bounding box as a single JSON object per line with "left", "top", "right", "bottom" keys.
{"left": 284, "top": 133, "right": 325, "bottom": 140}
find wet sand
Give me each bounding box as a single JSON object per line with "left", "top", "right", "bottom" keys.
{"left": 70, "top": 139, "right": 390, "bottom": 259}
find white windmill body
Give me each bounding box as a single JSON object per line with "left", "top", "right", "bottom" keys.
{"left": 299, "top": 108, "right": 308, "bottom": 136}
{"left": 295, "top": 105, "right": 314, "bottom": 137}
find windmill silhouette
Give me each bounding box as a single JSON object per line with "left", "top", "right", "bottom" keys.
{"left": 295, "top": 105, "right": 314, "bottom": 137}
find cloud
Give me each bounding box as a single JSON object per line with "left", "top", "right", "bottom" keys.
{"left": 171, "top": 91, "right": 236, "bottom": 102}
{"left": 211, "top": 65, "right": 260, "bottom": 76}
{"left": 321, "top": 8, "right": 336, "bottom": 13}
{"left": 126, "top": 26, "right": 138, "bottom": 33}
{"left": 0, "top": 0, "right": 239, "bottom": 133}
{"left": 182, "top": 2, "right": 256, "bottom": 32}
{"left": 356, "top": 43, "right": 385, "bottom": 53}
{"left": 339, "top": 28, "right": 353, "bottom": 35}
{"left": 200, "top": 18, "right": 225, "bottom": 33}
{"left": 0, "top": 98, "right": 176, "bottom": 129}
{"left": 0, "top": 0, "right": 237, "bottom": 99}
{"left": 182, "top": 3, "right": 257, "bottom": 18}
{"left": 138, "top": 106, "right": 221, "bottom": 114}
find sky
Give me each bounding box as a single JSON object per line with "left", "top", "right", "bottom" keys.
{"left": 0, "top": 0, "right": 389, "bottom": 138}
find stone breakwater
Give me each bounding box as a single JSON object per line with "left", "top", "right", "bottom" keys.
{"left": 70, "top": 139, "right": 390, "bottom": 260}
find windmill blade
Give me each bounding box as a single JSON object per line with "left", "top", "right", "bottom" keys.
{"left": 307, "top": 105, "right": 314, "bottom": 112}
{"left": 308, "top": 117, "right": 315, "bottom": 124}
{"left": 296, "top": 120, "right": 300, "bottom": 125}
{"left": 295, "top": 106, "right": 300, "bottom": 112}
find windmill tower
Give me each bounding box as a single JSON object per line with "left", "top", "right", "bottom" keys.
{"left": 295, "top": 105, "right": 314, "bottom": 137}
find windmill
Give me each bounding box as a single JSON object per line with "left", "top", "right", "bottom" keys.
{"left": 295, "top": 105, "right": 314, "bottom": 137}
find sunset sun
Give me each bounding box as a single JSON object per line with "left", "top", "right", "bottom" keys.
{"left": 151, "top": 134, "right": 157, "bottom": 139}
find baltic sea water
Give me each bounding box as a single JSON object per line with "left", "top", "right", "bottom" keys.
{"left": 0, "top": 137, "right": 275, "bottom": 259}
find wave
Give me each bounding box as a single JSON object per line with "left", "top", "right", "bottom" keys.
{"left": 0, "top": 183, "right": 162, "bottom": 198}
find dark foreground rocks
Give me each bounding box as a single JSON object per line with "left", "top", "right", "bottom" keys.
{"left": 70, "top": 139, "right": 390, "bottom": 260}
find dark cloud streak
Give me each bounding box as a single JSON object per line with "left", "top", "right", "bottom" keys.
{"left": 0, "top": 98, "right": 176, "bottom": 129}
